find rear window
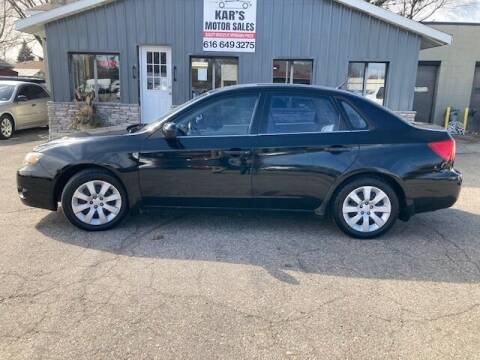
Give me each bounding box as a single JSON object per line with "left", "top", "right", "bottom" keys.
{"left": 340, "top": 101, "right": 368, "bottom": 130}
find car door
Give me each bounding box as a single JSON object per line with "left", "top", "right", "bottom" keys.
{"left": 11, "top": 85, "right": 38, "bottom": 128}
{"left": 138, "top": 90, "right": 261, "bottom": 208}
{"left": 29, "top": 85, "right": 50, "bottom": 126}
{"left": 252, "top": 89, "right": 360, "bottom": 211}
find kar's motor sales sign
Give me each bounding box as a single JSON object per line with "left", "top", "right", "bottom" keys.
{"left": 203, "top": 0, "right": 257, "bottom": 53}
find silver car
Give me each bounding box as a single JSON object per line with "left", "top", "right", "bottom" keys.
{"left": 0, "top": 80, "right": 49, "bottom": 139}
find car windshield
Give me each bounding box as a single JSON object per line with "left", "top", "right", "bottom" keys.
{"left": 142, "top": 91, "right": 212, "bottom": 132}
{"left": 0, "top": 85, "right": 15, "bottom": 101}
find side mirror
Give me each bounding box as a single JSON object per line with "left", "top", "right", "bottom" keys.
{"left": 162, "top": 122, "right": 177, "bottom": 139}
{"left": 16, "top": 95, "right": 28, "bottom": 102}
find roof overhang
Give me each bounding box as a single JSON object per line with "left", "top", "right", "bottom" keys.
{"left": 16, "top": 0, "right": 451, "bottom": 49}
{"left": 16, "top": 0, "right": 114, "bottom": 34}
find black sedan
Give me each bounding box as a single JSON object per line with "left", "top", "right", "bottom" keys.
{"left": 17, "top": 84, "right": 462, "bottom": 238}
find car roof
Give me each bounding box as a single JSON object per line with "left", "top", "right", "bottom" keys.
{"left": 209, "top": 83, "right": 353, "bottom": 97}
{"left": 0, "top": 80, "right": 44, "bottom": 86}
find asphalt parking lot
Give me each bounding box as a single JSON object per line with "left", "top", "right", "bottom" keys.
{"left": 1, "top": 129, "right": 479, "bottom": 359}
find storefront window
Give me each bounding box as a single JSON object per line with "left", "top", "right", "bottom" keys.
{"left": 71, "top": 53, "right": 120, "bottom": 102}
{"left": 191, "top": 57, "right": 238, "bottom": 98}
{"left": 273, "top": 60, "right": 313, "bottom": 85}
{"left": 347, "top": 62, "right": 388, "bottom": 105}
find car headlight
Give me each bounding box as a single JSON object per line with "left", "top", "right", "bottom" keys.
{"left": 23, "top": 152, "right": 43, "bottom": 167}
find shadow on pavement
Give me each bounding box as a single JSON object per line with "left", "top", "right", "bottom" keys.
{"left": 35, "top": 207, "right": 480, "bottom": 284}
{"left": 0, "top": 127, "right": 48, "bottom": 146}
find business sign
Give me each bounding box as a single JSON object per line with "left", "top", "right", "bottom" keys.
{"left": 203, "top": 0, "right": 257, "bottom": 53}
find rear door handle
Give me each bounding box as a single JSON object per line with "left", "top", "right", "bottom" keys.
{"left": 31, "top": 103, "right": 36, "bottom": 107}
{"left": 324, "top": 145, "right": 351, "bottom": 154}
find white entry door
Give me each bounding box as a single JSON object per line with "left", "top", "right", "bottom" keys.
{"left": 139, "top": 46, "right": 172, "bottom": 123}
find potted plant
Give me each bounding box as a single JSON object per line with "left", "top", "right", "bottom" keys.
{"left": 70, "top": 89, "right": 104, "bottom": 130}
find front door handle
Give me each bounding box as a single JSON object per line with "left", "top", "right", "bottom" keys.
{"left": 31, "top": 103, "right": 37, "bottom": 107}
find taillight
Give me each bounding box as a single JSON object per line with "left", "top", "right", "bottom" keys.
{"left": 428, "top": 139, "right": 456, "bottom": 162}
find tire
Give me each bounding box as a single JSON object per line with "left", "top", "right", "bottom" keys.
{"left": 331, "top": 176, "right": 399, "bottom": 239}
{"left": 61, "top": 169, "right": 128, "bottom": 231}
{"left": 0, "top": 115, "right": 14, "bottom": 140}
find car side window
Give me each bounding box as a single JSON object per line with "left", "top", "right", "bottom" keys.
{"left": 33, "top": 86, "right": 49, "bottom": 99}
{"left": 17, "top": 85, "right": 33, "bottom": 100}
{"left": 340, "top": 101, "right": 368, "bottom": 130}
{"left": 175, "top": 94, "right": 258, "bottom": 136}
{"left": 262, "top": 94, "right": 342, "bottom": 134}
{"left": 17, "top": 85, "right": 48, "bottom": 100}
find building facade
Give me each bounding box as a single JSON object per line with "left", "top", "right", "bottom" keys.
{"left": 414, "top": 23, "right": 480, "bottom": 130}
{"left": 16, "top": 0, "right": 450, "bottom": 136}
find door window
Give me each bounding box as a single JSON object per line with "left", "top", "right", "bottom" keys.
{"left": 191, "top": 57, "right": 238, "bottom": 98}
{"left": 17, "top": 85, "right": 48, "bottom": 100}
{"left": 262, "top": 94, "right": 342, "bottom": 134}
{"left": 175, "top": 94, "right": 258, "bottom": 136}
{"left": 273, "top": 60, "right": 313, "bottom": 85}
{"left": 17, "top": 86, "right": 32, "bottom": 100}
{"left": 340, "top": 101, "right": 368, "bottom": 130}
{"left": 146, "top": 50, "right": 168, "bottom": 91}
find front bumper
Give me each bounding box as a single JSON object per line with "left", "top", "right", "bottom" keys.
{"left": 17, "top": 171, "right": 57, "bottom": 211}
{"left": 404, "top": 168, "right": 462, "bottom": 217}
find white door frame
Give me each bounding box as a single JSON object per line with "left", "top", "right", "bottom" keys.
{"left": 139, "top": 45, "right": 173, "bottom": 123}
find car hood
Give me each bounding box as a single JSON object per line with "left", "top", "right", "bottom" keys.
{"left": 33, "top": 127, "right": 136, "bottom": 153}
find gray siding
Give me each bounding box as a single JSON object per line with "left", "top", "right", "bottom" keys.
{"left": 46, "top": 0, "right": 421, "bottom": 111}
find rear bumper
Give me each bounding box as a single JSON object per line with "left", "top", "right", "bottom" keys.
{"left": 17, "top": 171, "right": 57, "bottom": 211}
{"left": 404, "top": 168, "right": 462, "bottom": 217}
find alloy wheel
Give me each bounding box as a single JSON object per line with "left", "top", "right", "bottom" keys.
{"left": 342, "top": 186, "right": 392, "bottom": 233}
{"left": 71, "top": 180, "right": 122, "bottom": 226}
{"left": 0, "top": 118, "right": 12, "bottom": 138}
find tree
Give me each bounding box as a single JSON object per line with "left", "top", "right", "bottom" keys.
{"left": 3, "top": 0, "right": 49, "bottom": 47}
{"left": 0, "top": 0, "right": 49, "bottom": 61}
{"left": 17, "top": 40, "right": 34, "bottom": 62}
{"left": 0, "top": 0, "right": 23, "bottom": 54}
{"left": 365, "top": 0, "right": 474, "bottom": 21}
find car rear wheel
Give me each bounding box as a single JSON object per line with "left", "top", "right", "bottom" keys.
{"left": 332, "top": 177, "right": 399, "bottom": 239}
{"left": 61, "top": 169, "right": 128, "bottom": 231}
{"left": 0, "top": 115, "right": 14, "bottom": 140}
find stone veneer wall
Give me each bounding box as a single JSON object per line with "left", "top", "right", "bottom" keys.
{"left": 47, "top": 101, "right": 140, "bottom": 137}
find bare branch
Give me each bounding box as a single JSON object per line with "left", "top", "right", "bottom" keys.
{"left": 365, "top": 0, "right": 474, "bottom": 20}
{"left": 0, "top": 0, "right": 48, "bottom": 60}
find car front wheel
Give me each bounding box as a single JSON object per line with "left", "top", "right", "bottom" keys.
{"left": 0, "top": 115, "right": 14, "bottom": 140}
{"left": 61, "top": 169, "right": 128, "bottom": 231}
{"left": 332, "top": 177, "right": 399, "bottom": 239}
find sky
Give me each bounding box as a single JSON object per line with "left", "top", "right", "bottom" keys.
{"left": 4, "top": 0, "right": 480, "bottom": 63}
{"left": 429, "top": 0, "right": 480, "bottom": 21}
